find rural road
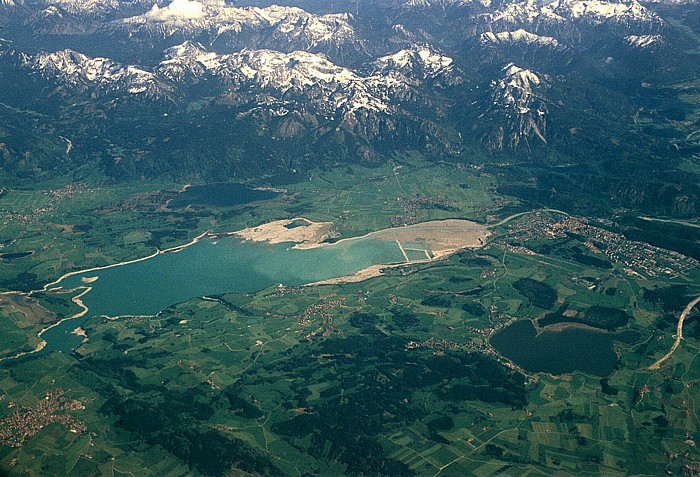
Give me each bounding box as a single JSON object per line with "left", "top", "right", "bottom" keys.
{"left": 490, "top": 208, "right": 569, "bottom": 228}
{"left": 647, "top": 295, "right": 700, "bottom": 370}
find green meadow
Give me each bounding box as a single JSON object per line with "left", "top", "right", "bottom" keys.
{"left": 0, "top": 158, "right": 699, "bottom": 475}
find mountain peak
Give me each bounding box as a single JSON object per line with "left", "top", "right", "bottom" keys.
{"left": 482, "top": 63, "right": 549, "bottom": 150}
{"left": 163, "top": 40, "right": 209, "bottom": 59}
{"left": 372, "top": 45, "right": 456, "bottom": 81}
{"left": 118, "top": 2, "right": 362, "bottom": 58}
{"left": 501, "top": 63, "right": 542, "bottom": 91}
{"left": 31, "top": 49, "right": 171, "bottom": 99}
{"left": 481, "top": 29, "right": 560, "bottom": 47}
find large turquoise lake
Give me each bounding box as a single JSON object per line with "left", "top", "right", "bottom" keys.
{"left": 42, "top": 235, "right": 405, "bottom": 352}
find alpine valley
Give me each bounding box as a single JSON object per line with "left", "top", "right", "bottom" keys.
{"left": 0, "top": 0, "right": 700, "bottom": 476}
{"left": 0, "top": 0, "right": 698, "bottom": 215}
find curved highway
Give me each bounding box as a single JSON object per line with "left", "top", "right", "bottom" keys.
{"left": 647, "top": 295, "right": 700, "bottom": 371}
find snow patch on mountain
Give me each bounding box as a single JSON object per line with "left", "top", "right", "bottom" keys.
{"left": 145, "top": 0, "right": 206, "bottom": 20}
{"left": 39, "top": 5, "right": 63, "bottom": 17}
{"left": 372, "top": 45, "right": 457, "bottom": 82}
{"left": 31, "top": 49, "right": 172, "bottom": 99}
{"left": 625, "top": 34, "right": 663, "bottom": 48}
{"left": 484, "top": 63, "right": 549, "bottom": 149}
{"left": 401, "top": 0, "right": 431, "bottom": 7}
{"left": 478, "top": 0, "right": 661, "bottom": 33}
{"left": 481, "top": 29, "right": 560, "bottom": 47}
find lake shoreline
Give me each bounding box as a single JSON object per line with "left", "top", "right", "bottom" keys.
{"left": 0, "top": 286, "right": 91, "bottom": 363}
{"left": 34, "top": 216, "right": 491, "bottom": 296}
{"left": 489, "top": 319, "right": 640, "bottom": 377}
{"left": 234, "top": 217, "right": 490, "bottom": 250}
{"left": 38, "top": 229, "right": 212, "bottom": 293}
{"left": 6, "top": 216, "right": 492, "bottom": 360}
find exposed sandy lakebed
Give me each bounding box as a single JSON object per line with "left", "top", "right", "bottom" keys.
{"left": 232, "top": 217, "right": 336, "bottom": 248}
{"left": 233, "top": 217, "right": 491, "bottom": 285}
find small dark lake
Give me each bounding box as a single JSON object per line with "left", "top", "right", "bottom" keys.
{"left": 490, "top": 320, "right": 640, "bottom": 377}
{"left": 169, "top": 183, "right": 279, "bottom": 208}
{"left": 0, "top": 251, "right": 34, "bottom": 260}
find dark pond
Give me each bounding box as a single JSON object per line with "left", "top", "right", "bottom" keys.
{"left": 285, "top": 219, "right": 311, "bottom": 229}
{"left": 0, "top": 251, "right": 34, "bottom": 260}
{"left": 490, "top": 320, "right": 640, "bottom": 377}
{"left": 169, "top": 183, "right": 279, "bottom": 208}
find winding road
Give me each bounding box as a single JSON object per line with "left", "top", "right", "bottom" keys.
{"left": 489, "top": 208, "right": 569, "bottom": 228}
{"left": 638, "top": 216, "right": 700, "bottom": 229}
{"left": 647, "top": 295, "right": 700, "bottom": 371}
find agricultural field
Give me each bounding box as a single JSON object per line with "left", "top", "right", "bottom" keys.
{"left": 0, "top": 155, "right": 503, "bottom": 294}
{"left": 0, "top": 157, "right": 699, "bottom": 475}
{"left": 1, "top": 0, "right": 700, "bottom": 473}
{"left": 1, "top": 217, "right": 699, "bottom": 475}
{"left": 0, "top": 156, "right": 505, "bottom": 358}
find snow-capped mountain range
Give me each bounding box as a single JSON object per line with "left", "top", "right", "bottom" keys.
{"left": 371, "top": 46, "right": 460, "bottom": 84}
{"left": 4, "top": 0, "right": 664, "bottom": 44}
{"left": 32, "top": 49, "right": 172, "bottom": 99}
{"left": 471, "top": 0, "right": 663, "bottom": 39}
{"left": 160, "top": 44, "right": 395, "bottom": 115}
{"left": 399, "top": 0, "right": 662, "bottom": 25}
{"left": 480, "top": 29, "right": 561, "bottom": 48}
{"left": 12, "top": 40, "right": 467, "bottom": 146}
{"left": 0, "top": 0, "right": 693, "bottom": 163}
{"left": 27, "top": 42, "right": 458, "bottom": 110}
{"left": 115, "top": 3, "right": 365, "bottom": 56}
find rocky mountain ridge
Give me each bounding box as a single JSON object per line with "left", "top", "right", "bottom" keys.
{"left": 0, "top": 0, "right": 696, "bottom": 180}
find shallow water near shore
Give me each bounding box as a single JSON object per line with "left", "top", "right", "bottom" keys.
{"left": 42, "top": 235, "right": 406, "bottom": 352}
